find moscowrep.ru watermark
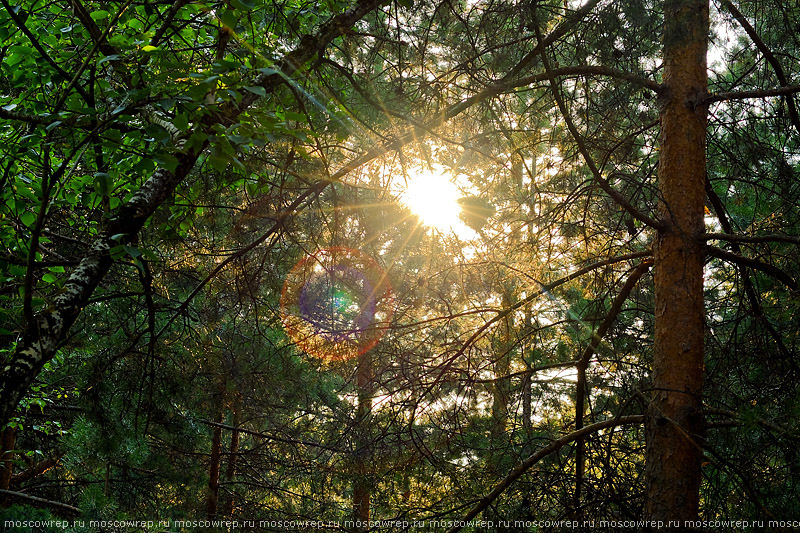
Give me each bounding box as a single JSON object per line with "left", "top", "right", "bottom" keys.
{"left": 4, "top": 518, "right": 795, "bottom": 530}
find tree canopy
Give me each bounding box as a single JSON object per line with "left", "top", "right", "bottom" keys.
{"left": 1, "top": 0, "right": 800, "bottom": 530}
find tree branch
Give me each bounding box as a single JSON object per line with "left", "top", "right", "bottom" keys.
{"left": 718, "top": 0, "right": 800, "bottom": 135}
{"left": 706, "top": 246, "right": 798, "bottom": 291}
{"left": 533, "top": 17, "right": 663, "bottom": 230}
{"left": 513, "top": 65, "right": 662, "bottom": 94}
{"left": 0, "top": 0, "right": 90, "bottom": 103}
{"left": 705, "top": 182, "right": 794, "bottom": 363}
{"left": 707, "top": 85, "right": 800, "bottom": 103}
{"left": 705, "top": 232, "right": 800, "bottom": 245}
{"left": 445, "top": 416, "right": 645, "bottom": 533}
{"left": 0, "top": 488, "right": 80, "bottom": 516}
{"left": 574, "top": 262, "right": 650, "bottom": 509}
{"left": 0, "top": 0, "right": 387, "bottom": 428}
{"left": 151, "top": 0, "right": 191, "bottom": 47}
{"left": 419, "top": 251, "right": 652, "bottom": 396}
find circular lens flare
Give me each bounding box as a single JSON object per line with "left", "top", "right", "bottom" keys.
{"left": 281, "top": 247, "right": 394, "bottom": 361}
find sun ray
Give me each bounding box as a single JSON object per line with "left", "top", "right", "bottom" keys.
{"left": 398, "top": 167, "right": 477, "bottom": 238}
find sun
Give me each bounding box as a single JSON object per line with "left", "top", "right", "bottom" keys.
{"left": 400, "top": 167, "right": 472, "bottom": 236}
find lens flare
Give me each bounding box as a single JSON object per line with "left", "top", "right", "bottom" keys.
{"left": 281, "top": 247, "right": 394, "bottom": 361}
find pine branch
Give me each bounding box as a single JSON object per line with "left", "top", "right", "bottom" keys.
{"left": 445, "top": 416, "right": 645, "bottom": 533}
{"left": 707, "top": 84, "right": 800, "bottom": 103}
{"left": 533, "top": 19, "right": 663, "bottom": 230}
{"left": 706, "top": 246, "right": 798, "bottom": 291}
{"left": 574, "top": 262, "right": 650, "bottom": 509}
{"left": 705, "top": 232, "right": 800, "bottom": 245}
{"left": 0, "top": 488, "right": 80, "bottom": 516}
{"left": 718, "top": 0, "right": 800, "bottom": 135}
{"left": 0, "top": 0, "right": 387, "bottom": 428}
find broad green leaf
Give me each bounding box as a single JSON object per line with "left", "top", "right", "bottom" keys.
{"left": 244, "top": 85, "right": 267, "bottom": 97}
{"left": 20, "top": 211, "right": 36, "bottom": 227}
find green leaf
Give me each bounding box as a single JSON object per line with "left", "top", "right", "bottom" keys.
{"left": 228, "top": 134, "right": 250, "bottom": 144}
{"left": 154, "top": 153, "right": 179, "bottom": 172}
{"left": 145, "top": 123, "right": 170, "bottom": 144}
{"left": 208, "top": 154, "right": 229, "bottom": 172}
{"left": 218, "top": 10, "right": 239, "bottom": 30}
{"left": 93, "top": 173, "right": 110, "bottom": 196}
{"left": 20, "top": 211, "right": 36, "bottom": 227}
{"left": 98, "top": 54, "right": 120, "bottom": 65}
{"left": 187, "top": 131, "right": 209, "bottom": 152}
{"left": 109, "top": 245, "right": 127, "bottom": 260}
{"left": 90, "top": 10, "right": 110, "bottom": 21}
{"left": 244, "top": 85, "right": 267, "bottom": 97}
{"left": 123, "top": 245, "right": 141, "bottom": 258}
{"left": 173, "top": 113, "right": 189, "bottom": 132}
{"left": 284, "top": 111, "right": 307, "bottom": 122}
{"left": 232, "top": 0, "right": 256, "bottom": 9}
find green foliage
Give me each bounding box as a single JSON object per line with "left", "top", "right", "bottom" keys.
{"left": 1, "top": 0, "right": 799, "bottom": 527}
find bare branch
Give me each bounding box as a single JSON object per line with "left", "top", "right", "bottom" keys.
{"left": 706, "top": 246, "right": 798, "bottom": 291}
{"left": 705, "top": 232, "right": 800, "bottom": 245}
{"left": 707, "top": 85, "right": 800, "bottom": 103}
{"left": 0, "top": 488, "right": 80, "bottom": 516}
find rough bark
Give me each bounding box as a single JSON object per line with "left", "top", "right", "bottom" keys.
{"left": 0, "top": 156, "right": 202, "bottom": 428}
{"left": 645, "top": 0, "right": 709, "bottom": 524}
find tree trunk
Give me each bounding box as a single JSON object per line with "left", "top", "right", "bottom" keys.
{"left": 490, "top": 288, "right": 513, "bottom": 453}
{"left": 222, "top": 397, "right": 241, "bottom": 518}
{"left": 352, "top": 352, "right": 372, "bottom": 529}
{"left": 645, "top": 0, "right": 709, "bottom": 524}
{"left": 0, "top": 426, "right": 16, "bottom": 492}
{"left": 206, "top": 407, "right": 224, "bottom": 520}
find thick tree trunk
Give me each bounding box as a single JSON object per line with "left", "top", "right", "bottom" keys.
{"left": 645, "top": 0, "right": 709, "bottom": 524}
